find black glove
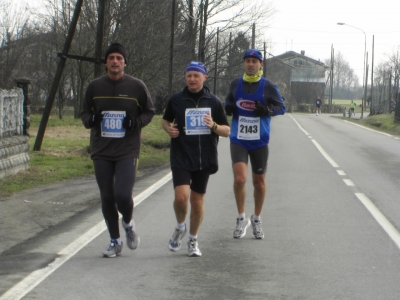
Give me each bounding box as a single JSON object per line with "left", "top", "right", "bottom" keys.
{"left": 254, "top": 101, "right": 274, "bottom": 117}
{"left": 225, "top": 104, "right": 235, "bottom": 116}
{"left": 122, "top": 114, "right": 137, "bottom": 130}
{"left": 89, "top": 112, "right": 103, "bottom": 127}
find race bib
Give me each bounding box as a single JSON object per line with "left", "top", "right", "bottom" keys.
{"left": 101, "top": 111, "right": 126, "bottom": 138}
{"left": 185, "top": 107, "right": 211, "bottom": 135}
{"left": 237, "top": 115, "right": 260, "bottom": 140}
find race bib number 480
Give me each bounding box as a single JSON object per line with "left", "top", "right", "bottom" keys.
{"left": 101, "top": 111, "right": 126, "bottom": 138}
{"left": 237, "top": 116, "right": 260, "bottom": 140}
{"left": 185, "top": 107, "right": 211, "bottom": 135}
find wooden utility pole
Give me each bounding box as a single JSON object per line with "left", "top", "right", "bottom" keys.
{"left": 168, "top": 0, "right": 176, "bottom": 98}
{"left": 370, "top": 35, "right": 374, "bottom": 112}
{"left": 94, "top": 0, "right": 106, "bottom": 78}
{"left": 213, "top": 27, "right": 219, "bottom": 94}
{"left": 34, "top": 0, "right": 83, "bottom": 151}
{"left": 251, "top": 23, "right": 255, "bottom": 49}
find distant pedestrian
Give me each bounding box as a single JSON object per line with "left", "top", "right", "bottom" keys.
{"left": 162, "top": 61, "right": 230, "bottom": 257}
{"left": 81, "top": 43, "right": 155, "bottom": 257}
{"left": 350, "top": 100, "right": 356, "bottom": 116}
{"left": 316, "top": 97, "right": 322, "bottom": 116}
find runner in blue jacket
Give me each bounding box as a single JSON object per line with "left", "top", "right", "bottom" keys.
{"left": 225, "top": 49, "right": 285, "bottom": 240}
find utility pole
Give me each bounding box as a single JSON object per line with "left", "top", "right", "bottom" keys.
{"left": 94, "top": 0, "right": 106, "bottom": 79}
{"left": 168, "top": 0, "right": 176, "bottom": 98}
{"left": 34, "top": 0, "right": 83, "bottom": 151}
{"left": 213, "top": 27, "right": 219, "bottom": 94}
{"left": 370, "top": 35, "right": 374, "bottom": 113}
{"left": 251, "top": 23, "right": 255, "bottom": 49}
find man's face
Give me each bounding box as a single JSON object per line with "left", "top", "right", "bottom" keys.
{"left": 244, "top": 58, "right": 262, "bottom": 76}
{"left": 186, "top": 71, "right": 207, "bottom": 93}
{"left": 106, "top": 52, "right": 125, "bottom": 76}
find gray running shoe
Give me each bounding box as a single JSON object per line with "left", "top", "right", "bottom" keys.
{"left": 125, "top": 225, "right": 140, "bottom": 250}
{"left": 187, "top": 238, "right": 202, "bottom": 257}
{"left": 169, "top": 226, "right": 187, "bottom": 251}
{"left": 102, "top": 240, "right": 123, "bottom": 258}
{"left": 250, "top": 215, "right": 264, "bottom": 239}
{"left": 233, "top": 217, "right": 250, "bottom": 238}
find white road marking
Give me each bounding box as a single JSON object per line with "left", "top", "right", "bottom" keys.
{"left": 355, "top": 193, "right": 400, "bottom": 250}
{"left": 343, "top": 120, "right": 400, "bottom": 139}
{"left": 0, "top": 172, "right": 172, "bottom": 300}
{"left": 343, "top": 179, "right": 355, "bottom": 186}
{"left": 289, "top": 114, "right": 400, "bottom": 252}
{"left": 311, "top": 139, "right": 340, "bottom": 168}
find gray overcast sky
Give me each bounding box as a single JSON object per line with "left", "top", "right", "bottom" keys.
{"left": 265, "top": 0, "right": 400, "bottom": 83}
{"left": 14, "top": 0, "right": 400, "bottom": 84}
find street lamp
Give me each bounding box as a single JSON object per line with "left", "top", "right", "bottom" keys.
{"left": 337, "top": 22, "right": 367, "bottom": 118}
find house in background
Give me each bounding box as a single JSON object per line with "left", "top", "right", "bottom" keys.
{"left": 264, "top": 50, "right": 329, "bottom": 107}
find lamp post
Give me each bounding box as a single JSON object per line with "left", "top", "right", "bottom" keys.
{"left": 337, "top": 22, "right": 367, "bottom": 118}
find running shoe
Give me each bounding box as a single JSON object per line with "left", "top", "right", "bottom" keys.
{"left": 124, "top": 225, "right": 140, "bottom": 250}
{"left": 168, "top": 225, "right": 187, "bottom": 251}
{"left": 250, "top": 215, "right": 264, "bottom": 239}
{"left": 187, "top": 238, "right": 202, "bottom": 257}
{"left": 233, "top": 217, "right": 250, "bottom": 238}
{"left": 102, "top": 240, "right": 123, "bottom": 258}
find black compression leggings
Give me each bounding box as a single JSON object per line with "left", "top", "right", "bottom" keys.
{"left": 93, "top": 158, "right": 137, "bottom": 240}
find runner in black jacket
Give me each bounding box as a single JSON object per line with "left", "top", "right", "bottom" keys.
{"left": 162, "top": 62, "right": 230, "bottom": 257}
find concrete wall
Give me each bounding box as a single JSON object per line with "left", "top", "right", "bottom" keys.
{"left": 0, "top": 88, "right": 30, "bottom": 179}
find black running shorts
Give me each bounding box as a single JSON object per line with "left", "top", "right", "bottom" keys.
{"left": 171, "top": 168, "right": 211, "bottom": 194}
{"left": 230, "top": 143, "right": 269, "bottom": 174}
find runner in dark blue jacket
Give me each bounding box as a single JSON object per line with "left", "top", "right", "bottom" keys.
{"left": 162, "top": 62, "right": 230, "bottom": 257}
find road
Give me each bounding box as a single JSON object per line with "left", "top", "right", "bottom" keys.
{"left": 1, "top": 113, "right": 400, "bottom": 300}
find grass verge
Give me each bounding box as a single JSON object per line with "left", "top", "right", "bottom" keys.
{"left": 0, "top": 114, "right": 170, "bottom": 197}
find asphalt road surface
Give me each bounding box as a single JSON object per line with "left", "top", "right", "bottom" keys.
{"left": 1, "top": 113, "right": 400, "bottom": 300}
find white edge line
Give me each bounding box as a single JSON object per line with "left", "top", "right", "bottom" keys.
{"left": 343, "top": 120, "right": 395, "bottom": 138}
{"left": 0, "top": 172, "right": 172, "bottom": 300}
{"left": 288, "top": 114, "right": 310, "bottom": 136}
{"left": 311, "top": 139, "right": 340, "bottom": 168}
{"left": 355, "top": 193, "right": 400, "bottom": 250}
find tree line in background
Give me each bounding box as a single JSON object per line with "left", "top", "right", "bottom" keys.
{"left": 0, "top": 0, "right": 274, "bottom": 118}
{"left": 1, "top": 0, "right": 399, "bottom": 119}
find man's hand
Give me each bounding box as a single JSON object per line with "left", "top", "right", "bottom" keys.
{"left": 89, "top": 112, "right": 104, "bottom": 127}
{"left": 254, "top": 101, "right": 274, "bottom": 117}
{"left": 167, "top": 123, "right": 179, "bottom": 138}
{"left": 225, "top": 104, "right": 235, "bottom": 116}
{"left": 122, "top": 114, "right": 137, "bottom": 130}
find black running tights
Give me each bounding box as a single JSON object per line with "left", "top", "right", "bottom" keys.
{"left": 93, "top": 158, "right": 137, "bottom": 240}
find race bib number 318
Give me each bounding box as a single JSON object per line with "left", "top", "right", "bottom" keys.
{"left": 185, "top": 107, "right": 211, "bottom": 135}
{"left": 101, "top": 111, "right": 126, "bottom": 138}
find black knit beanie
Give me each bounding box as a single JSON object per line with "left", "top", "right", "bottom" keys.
{"left": 104, "top": 43, "right": 127, "bottom": 64}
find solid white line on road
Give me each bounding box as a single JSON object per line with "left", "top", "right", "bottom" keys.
{"left": 311, "top": 139, "right": 340, "bottom": 168}
{"left": 355, "top": 193, "right": 400, "bottom": 250}
{"left": 289, "top": 114, "right": 310, "bottom": 136}
{"left": 343, "top": 179, "right": 355, "bottom": 186}
{"left": 343, "top": 120, "right": 399, "bottom": 139}
{"left": 0, "top": 172, "right": 172, "bottom": 300}
{"left": 290, "top": 114, "right": 400, "bottom": 252}
{"left": 337, "top": 170, "right": 346, "bottom": 176}
{"left": 288, "top": 114, "right": 339, "bottom": 168}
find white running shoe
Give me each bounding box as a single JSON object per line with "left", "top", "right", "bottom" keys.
{"left": 233, "top": 217, "right": 250, "bottom": 238}
{"left": 250, "top": 215, "right": 264, "bottom": 239}
{"left": 102, "top": 240, "right": 123, "bottom": 257}
{"left": 169, "top": 226, "right": 187, "bottom": 251}
{"left": 187, "top": 238, "right": 202, "bottom": 257}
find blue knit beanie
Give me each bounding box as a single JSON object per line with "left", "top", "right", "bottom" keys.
{"left": 185, "top": 61, "right": 207, "bottom": 75}
{"left": 243, "top": 49, "right": 263, "bottom": 62}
